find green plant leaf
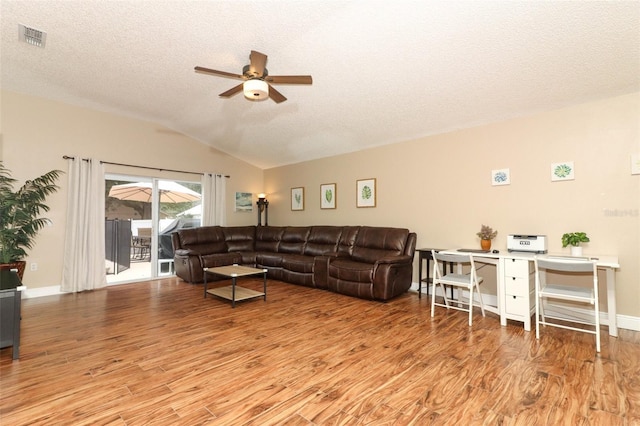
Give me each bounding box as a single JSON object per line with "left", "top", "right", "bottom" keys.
{"left": 0, "top": 162, "right": 62, "bottom": 263}
{"left": 362, "top": 185, "right": 372, "bottom": 200}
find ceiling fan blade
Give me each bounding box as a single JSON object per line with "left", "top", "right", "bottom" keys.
{"left": 195, "top": 66, "right": 245, "bottom": 80}
{"left": 268, "top": 85, "right": 287, "bottom": 103}
{"left": 219, "top": 83, "right": 244, "bottom": 98}
{"left": 265, "top": 75, "right": 313, "bottom": 85}
{"left": 249, "top": 50, "right": 267, "bottom": 77}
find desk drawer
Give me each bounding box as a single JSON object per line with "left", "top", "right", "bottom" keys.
{"left": 504, "top": 258, "right": 533, "bottom": 278}
{"left": 505, "top": 294, "right": 531, "bottom": 316}
{"left": 505, "top": 276, "right": 531, "bottom": 297}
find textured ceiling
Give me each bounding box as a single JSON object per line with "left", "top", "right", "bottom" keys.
{"left": 1, "top": 1, "right": 639, "bottom": 169}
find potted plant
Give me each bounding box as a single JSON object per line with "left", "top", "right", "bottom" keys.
{"left": 561, "top": 232, "right": 589, "bottom": 256}
{"left": 0, "top": 162, "right": 62, "bottom": 279}
{"left": 476, "top": 224, "right": 498, "bottom": 251}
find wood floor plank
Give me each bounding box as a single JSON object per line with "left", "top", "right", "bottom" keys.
{"left": 1, "top": 277, "right": 639, "bottom": 425}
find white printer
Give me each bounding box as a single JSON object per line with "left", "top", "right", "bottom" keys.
{"left": 507, "top": 234, "right": 548, "bottom": 254}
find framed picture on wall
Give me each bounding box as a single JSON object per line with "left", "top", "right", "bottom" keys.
{"left": 234, "top": 192, "right": 253, "bottom": 212}
{"left": 356, "top": 178, "right": 376, "bottom": 208}
{"left": 491, "top": 168, "right": 510, "bottom": 186}
{"left": 320, "top": 183, "right": 336, "bottom": 209}
{"left": 291, "top": 187, "right": 304, "bottom": 211}
{"left": 551, "top": 161, "right": 575, "bottom": 181}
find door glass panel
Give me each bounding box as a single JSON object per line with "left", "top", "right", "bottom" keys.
{"left": 105, "top": 176, "right": 153, "bottom": 283}
{"left": 105, "top": 176, "right": 201, "bottom": 284}
{"left": 156, "top": 179, "right": 201, "bottom": 276}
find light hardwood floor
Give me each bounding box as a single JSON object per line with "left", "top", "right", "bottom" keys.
{"left": 1, "top": 277, "right": 639, "bottom": 425}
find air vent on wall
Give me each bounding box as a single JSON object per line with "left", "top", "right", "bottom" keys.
{"left": 18, "top": 24, "right": 46, "bottom": 48}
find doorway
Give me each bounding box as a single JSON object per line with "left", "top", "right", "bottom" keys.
{"left": 105, "top": 175, "right": 202, "bottom": 284}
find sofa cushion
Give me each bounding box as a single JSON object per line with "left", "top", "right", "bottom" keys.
{"left": 256, "top": 252, "right": 283, "bottom": 267}
{"left": 328, "top": 258, "right": 374, "bottom": 283}
{"left": 279, "top": 227, "right": 311, "bottom": 254}
{"left": 255, "top": 226, "right": 285, "bottom": 252}
{"left": 281, "top": 254, "right": 314, "bottom": 274}
{"left": 351, "top": 227, "right": 409, "bottom": 264}
{"left": 223, "top": 226, "right": 256, "bottom": 252}
{"left": 303, "top": 226, "right": 343, "bottom": 256}
{"left": 201, "top": 252, "right": 242, "bottom": 269}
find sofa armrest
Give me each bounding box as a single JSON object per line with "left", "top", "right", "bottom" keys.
{"left": 372, "top": 256, "right": 414, "bottom": 300}
{"left": 174, "top": 249, "right": 205, "bottom": 283}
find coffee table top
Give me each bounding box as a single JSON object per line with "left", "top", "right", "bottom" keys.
{"left": 204, "top": 264, "right": 266, "bottom": 278}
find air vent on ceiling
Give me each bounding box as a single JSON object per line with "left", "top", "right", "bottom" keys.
{"left": 18, "top": 24, "right": 46, "bottom": 48}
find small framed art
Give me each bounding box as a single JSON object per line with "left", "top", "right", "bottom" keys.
{"left": 320, "top": 183, "right": 336, "bottom": 209}
{"left": 551, "top": 161, "right": 574, "bottom": 181}
{"left": 291, "top": 187, "right": 304, "bottom": 211}
{"left": 356, "top": 178, "right": 376, "bottom": 208}
{"left": 491, "top": 168, "right": 510, "bottom": 186}
{"left": 235, "top": 192, "right": 253, "bottom": 212}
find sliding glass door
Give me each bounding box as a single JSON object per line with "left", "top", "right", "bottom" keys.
{"left": 105, "top": 175, "right": 201, "bottom": 284}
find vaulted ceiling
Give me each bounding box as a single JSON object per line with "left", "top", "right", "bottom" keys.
{"left": 2, "top": 1, "right": 639, "bottom": 169}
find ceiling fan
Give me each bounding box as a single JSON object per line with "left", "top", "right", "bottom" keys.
{"left": 195, "top": 50, "right": 312, "bottom": 103}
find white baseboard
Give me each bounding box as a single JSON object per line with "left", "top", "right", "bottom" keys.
{"left": 617, "top": 314, "right": 640, "bottom": 331}
{"left": 22, "top": 280, "right": 132, "bottom": 298}
{"left": 23, "top": 285, "right": 65, "bottom": 299}
{"left": 411, "top": 281, "right": 640, "bottom": 332}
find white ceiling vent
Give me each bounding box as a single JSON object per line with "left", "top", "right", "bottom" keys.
{"left": 18, "top": 24, "right": 46, "bottom": 48}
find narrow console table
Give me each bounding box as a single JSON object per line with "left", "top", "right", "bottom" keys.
{"left": 0, "top": 269, "right": 24, "bottom": 360}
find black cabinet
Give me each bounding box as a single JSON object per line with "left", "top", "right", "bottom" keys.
{"left": 0, "top": 269, "right": 23, "bottom": 360}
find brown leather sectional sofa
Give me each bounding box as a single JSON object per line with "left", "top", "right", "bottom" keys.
{"left": 172, "top": 225, "right": 417, "bottom": 301}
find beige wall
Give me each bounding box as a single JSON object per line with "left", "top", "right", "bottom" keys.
{"left": 265, "top": 93, "right": 640, "bottom": 319}
{"left": 1, "top": 91, "right": 262, "bottom": 288}
{"left": 2, "top": 90, "right": 638, "bottom": 321}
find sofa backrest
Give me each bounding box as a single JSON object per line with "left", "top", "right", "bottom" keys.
{"left": 279, "top": 227, "right": 311, "bottom": 254}
{"left": 303, "top": 226, "right": 344, "bottom": 256}
{"left": 337, "top": 226, "right": 360, "bottom": 256}
{"left": 255, "top": 226, "right": 285, "bottom": 252}
{"left": 351, "top": 226, "right": 410, "bottom": 264}
{"left": 404, "top": 232, "right": 417, "bottom": 258}
{"left": 223, "top": 226, "right": 256, "bottom": 252}
{"left": 175, "top": 226, "right": 227, "bottom": 254}
{"left": 172, "top": 225, "right": 415, "bottom": 263}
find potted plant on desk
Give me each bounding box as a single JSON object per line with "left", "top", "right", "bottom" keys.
{"left": 0, "top": 162, "right": 62, "bottom": 279}
{"left": 561, "top": 232, "right": 589, "bottom": 256}
{"left": 476, "top": 224, "right": 498, "bottom": 251}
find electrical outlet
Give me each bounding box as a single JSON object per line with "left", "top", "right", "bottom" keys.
{"left": 30, "top": 262, "right": 38, "bottom": 271}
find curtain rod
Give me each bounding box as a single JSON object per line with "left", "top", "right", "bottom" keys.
{"left": 62, "top": 155, "right": 230, "bottom": 178}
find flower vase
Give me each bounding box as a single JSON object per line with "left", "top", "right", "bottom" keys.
{"left": 570, "top": 246, "right": 583, "bottom": 257}
{"left": 480, "top": 239, "right": 491, "bottom": 251}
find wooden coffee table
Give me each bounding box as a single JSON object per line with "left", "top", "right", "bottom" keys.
{"left": 203, "top": 264, "right": 267, "bottom": 308}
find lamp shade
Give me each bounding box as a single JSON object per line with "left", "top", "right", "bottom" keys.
{"left": 243, "top": 79, "right": 269, "bottom": 100}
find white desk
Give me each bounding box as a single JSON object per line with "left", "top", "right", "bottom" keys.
{"left": 440, "top": 250, "right": 620, "bottom": 336}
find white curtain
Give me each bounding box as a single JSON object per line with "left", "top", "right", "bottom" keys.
{"left": 61, "top": 157, "right": 107, "bottom": 292}
{"left": 201, "top": 173, "right": 226, "bottom": 226}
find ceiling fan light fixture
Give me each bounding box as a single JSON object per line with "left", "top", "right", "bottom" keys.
{"left": 243, "top": 79, "right": 269, "bottom": 101}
